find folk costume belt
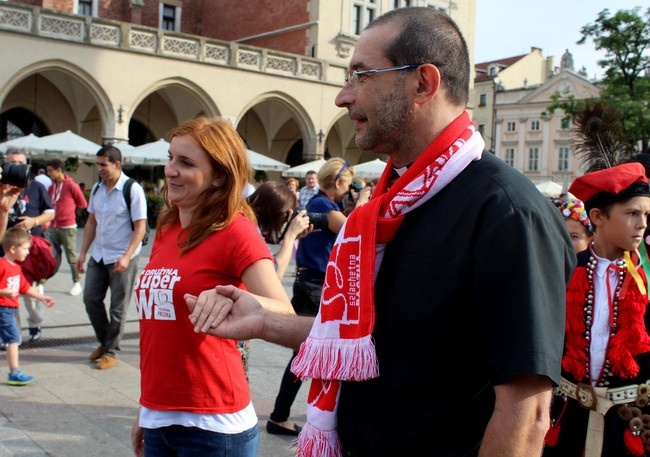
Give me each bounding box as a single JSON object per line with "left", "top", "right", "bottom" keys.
{"left": 557, "top": 376, "right": 650, "bottom": 457}
{"left": 558, "top": 376, "right": 649, "bottom": 415}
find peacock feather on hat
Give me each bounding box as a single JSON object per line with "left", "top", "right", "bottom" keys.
{"left": 572, "top": 99, "right": 636, "bottom": 173}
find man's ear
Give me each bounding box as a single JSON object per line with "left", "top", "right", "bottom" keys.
{"left": 414, "top": 63, "right": 441, "bottom": 99}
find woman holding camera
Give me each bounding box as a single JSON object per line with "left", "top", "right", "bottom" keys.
{"left": 266, "top": 156, "right": 371, "bottom": 436}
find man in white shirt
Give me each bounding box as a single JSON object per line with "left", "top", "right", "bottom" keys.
{"left": 75, "top": 145, "right": 147, "bottom": 370}
{"left": 34, "top": 168, "right": 52, "bottom": 191}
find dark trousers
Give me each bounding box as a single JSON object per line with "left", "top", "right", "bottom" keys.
{"left": 83, "top": 256, "right": 139, "bottom": 357}
{"left": 269, "top": 276, "right": 322, "bottom": 422}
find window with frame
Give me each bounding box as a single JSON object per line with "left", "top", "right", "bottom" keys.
{"left": 527, "top": 147, "right": 539, "bottom": 171}
{"left": 161, "top": 4, "right": 178, "bottom": 31}
{"left": 530, "top": 120, "right": 540, "bottom": 131}
{"left": 558, "top": 147, "right": 571, "bottom": 171}
{"left": 479, "top": 93, "right": 487, "bottom": 106}
{"left": 561, "top": 118, "right": 571, "bottom": 130}
{"left": 506, "top": 121, "right": 517, "bottom": 132}
{"left": 352, "top": 0, "right": 377, "bottom": 35}
{"left": 78, "top": 0, "right": 93, "bottom": 16}
{"left": 504, "top": 148, "right": 515, "bottom": 167}
{"left": 393, "top": 0, "right": 411, "bottom": 7}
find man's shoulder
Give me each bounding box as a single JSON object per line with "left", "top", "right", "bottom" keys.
{"left": 460, "top": 153, "right": 540, "bottom": 196}
{"left": 122, "top": 175, "right": 145, "bottom": 193}
{"left": 27, "top": 179, "right": 46, "bottom": 192}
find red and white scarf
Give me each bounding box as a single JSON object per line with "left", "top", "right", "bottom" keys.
{"left": 290, "top": 112, "right": 484, "bottom": 456}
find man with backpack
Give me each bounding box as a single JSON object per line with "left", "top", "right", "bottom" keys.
{"left": 76, "top": 145, "right": 147, "bottom": 370}
{"left": 45, "top": 158, "right": 88, "bottom": 296}
{"left": 4, "top": 147, "right": 55, "bottom": 343}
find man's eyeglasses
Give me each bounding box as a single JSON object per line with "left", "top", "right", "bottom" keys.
{"left": 334, "top": 161, "right": 351, "bottom": 181}
{"left": 344, "top": 63, "right": 445, "bottom": 91}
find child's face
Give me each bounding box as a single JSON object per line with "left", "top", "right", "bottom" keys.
{"left": 564, "top": 218, "right": 592, "bottom": 254}
{"left": 594, "top": 196, "right": 650, "bottom": 255}
{"left": 10, "top": 242, "right": 31, "bottom": 262}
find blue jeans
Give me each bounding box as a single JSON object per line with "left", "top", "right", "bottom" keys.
{"left": 0, "top": 307, "right": 20, "bottom": 344}
{"left": 83, "top": 256, "right": 139, "bottom": 357}
{"left": 143, "top": 424, "right": 259, "bottom": 457}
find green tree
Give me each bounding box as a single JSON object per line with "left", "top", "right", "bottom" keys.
{"left": 546, "top": 7, "right": 650, "bottom": 152}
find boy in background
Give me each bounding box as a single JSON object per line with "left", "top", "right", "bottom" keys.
{"left": 545, "top": 162, "right": 650, "bottom": 456}
{"left": 0, "top": 227, "right": 55, "bottom": 385}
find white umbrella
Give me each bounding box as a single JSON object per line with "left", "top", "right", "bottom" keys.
{"left": 0, "top": 133, "right": 40, "bottom": 153}
{"left": 247, "top": 149, "right": 289, "bottom": 171}
{"left": 111, "top": 142, "right": 135, "bottom": 154}
{"left": 353, "top": 158, "right": 388, "bottom": 180}
{"left": 29, "top": 130, "right": 100, "bottom": 159}
{"left": 535, "top": 180, "right": 563, "bottom": 198}
{"left": 123, "top": 139, "right": 169, "bottom": 165}
{"left": 123, "top": 141, "right": 288, "bottom": 170}
{"left": 282, "top": 158, "right": 327, "bottom": 178}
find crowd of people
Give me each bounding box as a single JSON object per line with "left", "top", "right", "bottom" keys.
{"left": 0, "top": 6, "right": 648, "bottom": 457}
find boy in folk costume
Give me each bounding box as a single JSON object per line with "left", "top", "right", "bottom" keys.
{"left": 545, "top": 163, "right": 650, "bottom": 456}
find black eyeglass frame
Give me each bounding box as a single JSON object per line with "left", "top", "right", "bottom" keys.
{"left": 344, "top": 62, "right": 446, "bottom": 90}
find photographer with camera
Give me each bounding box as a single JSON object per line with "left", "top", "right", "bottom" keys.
{"left": 1, "top": 148, "right": 55, "bottom": 344}
{"left": 266, "top": 156, "right": 370, "bottom": 436}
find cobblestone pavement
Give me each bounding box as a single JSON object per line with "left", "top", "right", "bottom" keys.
{"left": 0, "top": 228, "right": 307, "bottom": 457}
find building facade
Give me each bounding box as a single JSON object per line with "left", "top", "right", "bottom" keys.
{"left": 0, "top": 0, "right": 476, "bottom": 185}
{"left": 472, "top": 48, "right": 601, "bottom": 191}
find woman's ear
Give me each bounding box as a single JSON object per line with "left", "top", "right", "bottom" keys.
{"left": 212, "top": 173, "right": 226, "bottom": 188}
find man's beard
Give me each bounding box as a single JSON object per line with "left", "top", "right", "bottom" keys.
{"left": 355, "top": 90, "right": 412, "bottom": 152}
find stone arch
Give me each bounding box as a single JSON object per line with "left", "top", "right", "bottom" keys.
{"left": 236, "top": 92, "right": 316, "bottom": 167}
{"left": 0, "top": 59, "right": 112, "bottom": 143}
{"left": 128, "top": 77, "right": 220, "bottom": 144}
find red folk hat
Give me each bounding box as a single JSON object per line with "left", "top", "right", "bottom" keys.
{"left": 569, "top": 162, "right": 650, "bottom": 211}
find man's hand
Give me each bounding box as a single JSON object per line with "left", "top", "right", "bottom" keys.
{"left": 13, "top": 216, "right": 39, "bottom": 231}
{"left": 75, "top": 252, "right": 86, "bottom": 274}
{"left": 113, "top": 255, "right": 130, "bottom": 272}
{"left": 186, "top": 285, "right": 265, "bottom": 339}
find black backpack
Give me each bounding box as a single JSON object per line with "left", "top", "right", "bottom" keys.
{"left": 92, "top": 178, "right": 149, "bottom": 246}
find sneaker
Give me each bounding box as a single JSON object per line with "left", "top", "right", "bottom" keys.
{"left": 69, "top": 282, "right": 82, "bottom": 296}
{"left": 8, "top": 370, "right": 35, "bottom": 386}
{"left": 96, "top": 355, "right": 119, "bottom": 370}
{"left": 88, "top": 345, "right": 105, "bottom": 361}
{"left": 37, "top": 284, "right": 45, "bottom": 295}
{"left": 28, "top": 327, "right": 41, "bottom": 342}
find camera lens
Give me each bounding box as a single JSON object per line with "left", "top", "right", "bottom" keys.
{"left": 307, "top": 212, "right": 329, "bottom": 231}
{"left": 1, "top": 162, "right": 31, "bottom": 188}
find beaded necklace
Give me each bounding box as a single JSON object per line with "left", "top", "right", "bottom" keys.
{"left": 584, "top": 249, "right": 626, "bottom": 386}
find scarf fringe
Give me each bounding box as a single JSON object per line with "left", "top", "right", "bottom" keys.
{"left": 292, "top": 334, "right": 379, "bottom": 381}
{"left": 292, "top": 422, "right": 342, "bottom": 457}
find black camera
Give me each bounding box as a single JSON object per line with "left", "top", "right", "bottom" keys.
{"left": 278, "top": 207, "right": 329, "bottom": 242}
{"left": 0, "top": 155, "right": 31, "bottom": 188}
{"left": 305, "top": 212, "right": 329, "bottom": 231}
{"left": 350, "top": 181, "right": 364, "bottom": 193}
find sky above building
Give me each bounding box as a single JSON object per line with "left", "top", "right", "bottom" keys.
{"left": 475, "top": 1, "right": 645, "bottom": 79}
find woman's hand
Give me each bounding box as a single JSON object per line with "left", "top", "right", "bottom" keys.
{"left": 286, "top": 209, "right": 313, "bottom": 241}
{"left": 131, "top": 417, "right": 144, "bottom": 457}
{"left": 186, "top": 285, "right": 266, "bottom": 340}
